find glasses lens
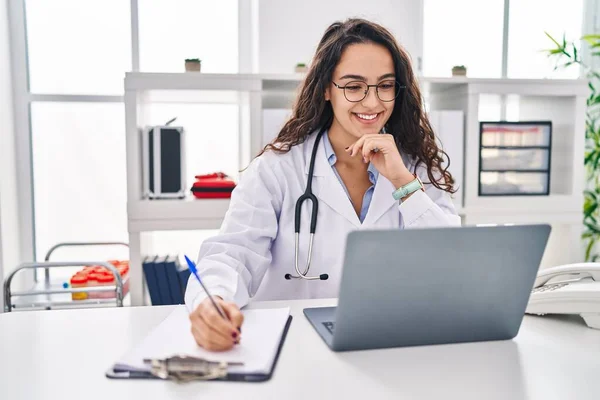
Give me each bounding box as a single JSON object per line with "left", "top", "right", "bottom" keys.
{"left": 343, "top": 81, "right": 368, "bottom": 102}
{"left": 377, "top": 80, "right": 399, "bottom": 102}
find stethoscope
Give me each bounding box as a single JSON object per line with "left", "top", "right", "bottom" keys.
{"left": 284, "top": 125, "right": 330, "bottom": 281}
{"left": 283, "top": 125, "right": 388, "bottom": 281}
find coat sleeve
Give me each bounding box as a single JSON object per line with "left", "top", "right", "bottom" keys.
{"left": 184, "top": 155, "right": 283, "bottom": 312}
{"left": 398, "top": 162, "right": 462, "bottom": 228}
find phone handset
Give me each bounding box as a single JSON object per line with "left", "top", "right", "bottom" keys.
{"left": 534, "top": 262, "right": 600, "bottom": 288}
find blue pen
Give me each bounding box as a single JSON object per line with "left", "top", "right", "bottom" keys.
{"left": 184, "top": 255, "right": 230, "bottom": 322}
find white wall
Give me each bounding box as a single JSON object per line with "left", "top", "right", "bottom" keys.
{"left": 1, "top": 0, "right": 22, "bottom": 309}
{"left": 257, "top": 0, "right": 423, "bottom": 74}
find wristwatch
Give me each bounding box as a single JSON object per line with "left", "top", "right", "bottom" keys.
{"left": 392, "top": 174, "right": 424, "bottom": 201}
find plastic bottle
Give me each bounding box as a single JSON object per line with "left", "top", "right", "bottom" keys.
{"left": 70, "top": 275, "right": 88, "bottom": 300}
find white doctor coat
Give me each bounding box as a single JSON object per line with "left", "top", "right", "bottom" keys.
{"left": 185, "top": 132, "right": 461, "bottom": 311}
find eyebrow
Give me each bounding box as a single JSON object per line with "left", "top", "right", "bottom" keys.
{"left": 339, "top": 73, "right": 396, "bottom": 81}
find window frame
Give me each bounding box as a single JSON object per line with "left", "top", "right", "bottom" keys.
{"left": 7, "top": 0, "right": 247, "bottom": 279}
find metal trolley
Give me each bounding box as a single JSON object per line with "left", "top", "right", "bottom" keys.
{"left": 3, "top": 242, "right": 129, "bottom": 312}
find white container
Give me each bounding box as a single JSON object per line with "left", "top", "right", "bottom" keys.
{"left": 480, "top": 148, "right": 549, "bottom": 171}
{"left": 479, "top": 172, "right": 549, "bottom": 195}
{"left": 481, "top": 123, "right": 551, "bottom": 147}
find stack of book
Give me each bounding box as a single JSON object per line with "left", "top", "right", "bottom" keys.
{"left": 142, "top": 255, "right": 191, "bottom": 305}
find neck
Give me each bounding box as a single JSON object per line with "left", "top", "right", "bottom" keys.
{"left": 327, "top": 119, "right": 367, "bottom": 169}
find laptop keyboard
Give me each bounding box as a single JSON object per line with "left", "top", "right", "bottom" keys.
{"left": 322, "top": 321, "right": 335, "bottom": 334}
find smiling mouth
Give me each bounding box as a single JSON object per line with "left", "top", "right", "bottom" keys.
{"left": 352, "top": 112, "right": 382, "bottom": 124}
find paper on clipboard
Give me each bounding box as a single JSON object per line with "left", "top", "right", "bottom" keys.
{"left": 113, "top": 306, "right": 291, "bottom": 375}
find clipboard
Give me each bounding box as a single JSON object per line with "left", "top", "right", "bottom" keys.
{"left": 105, "top": 308, "right": 292, "bottom": 383}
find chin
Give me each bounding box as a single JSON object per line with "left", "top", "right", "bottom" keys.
{"left": 351, "top": 123, "right": 385, "bottom": 137}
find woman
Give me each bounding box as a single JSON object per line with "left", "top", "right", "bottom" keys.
{"left": 186, "top": 18, "right": 461, "bottom": 351}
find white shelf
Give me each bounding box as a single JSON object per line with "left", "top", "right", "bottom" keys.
{"left": 124, "top": 71, "right": 589, "bottom": 306}
{"left": 125, "top": 72, "right": 588, "bottom": 96}
{"left": 128, "top": 198, "right": 230, "bottom": 232}
{"left": 125, "top": 72, "right": 262, "bottom": 91}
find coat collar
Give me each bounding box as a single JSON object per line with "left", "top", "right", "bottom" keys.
{"left": 301, "top": 129, "right": 399, "bottom": 227}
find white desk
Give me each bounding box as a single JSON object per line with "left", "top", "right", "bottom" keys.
{"left": 1, "top": 298, "right": 600, "bottom": 400}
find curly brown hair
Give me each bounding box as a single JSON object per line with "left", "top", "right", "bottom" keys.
{"left": 259, "top": 18, "right": 455, "bottom": 193}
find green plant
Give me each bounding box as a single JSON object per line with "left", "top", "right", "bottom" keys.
{"left": 544, "top": 32, "right": 600, "bottom": 260}
{"left": 185, "top": 58, "right": 201, "bottom": 63}
{"left": 452, "top": 65, "right": 466, "bottom": 69}
{"left": 296, "top": 62, "right": 306, "bottom": 67}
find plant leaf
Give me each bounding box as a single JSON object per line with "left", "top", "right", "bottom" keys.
{"left": 585, "top": 238, "right": 595, "bottom": 261}
{"left": 585, "top": 221, "right": 600, "bottom": 234}
{"left": 545, "top": 31, "right": 562, "bottom": 47}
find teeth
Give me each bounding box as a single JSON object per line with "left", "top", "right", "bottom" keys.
{"left": 356, "top": 113, "right": 378, "bottom": 120}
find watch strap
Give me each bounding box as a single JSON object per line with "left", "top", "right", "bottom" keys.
{"left": 392, "top": 175, "right": 424, "bottom": 201}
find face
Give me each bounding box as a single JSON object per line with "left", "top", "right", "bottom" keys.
{"left": 325, "top": 42, "right": 396, "bottom": 139}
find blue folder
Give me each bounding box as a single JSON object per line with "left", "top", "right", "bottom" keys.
{"left": 142, "top": 256, "right": 163, "bottom": 306}
{"left": 164, "top": 255, "right": 184, "bottom": 304}
{"left": 154, "top": 256, "right": 174, "bottom": 305}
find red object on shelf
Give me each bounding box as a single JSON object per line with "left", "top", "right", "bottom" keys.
{"left": 191, "top": 172, "right": 236, "bottom": 199}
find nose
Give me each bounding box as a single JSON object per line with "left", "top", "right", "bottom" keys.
{"left": 361, "top": 86, "right": 380, "bottom": 109}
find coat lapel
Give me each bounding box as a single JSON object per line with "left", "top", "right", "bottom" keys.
{"left": 303, "top": 131, "right": 361, "bottom": 227}
{"left": 362, "top": 175, "right": 398, "bottom": 225}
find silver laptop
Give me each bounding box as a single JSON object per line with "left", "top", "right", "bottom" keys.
{"left": 304, "top": 224, "right": 551, "bottom": 352}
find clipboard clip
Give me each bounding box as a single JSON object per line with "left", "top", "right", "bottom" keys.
{"left": 143, "top": 355, "right": 244, "bottom": 382}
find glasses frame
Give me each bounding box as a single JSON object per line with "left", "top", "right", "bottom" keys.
{"left": 331, "top": 80, "right": 406, "bottom": 103}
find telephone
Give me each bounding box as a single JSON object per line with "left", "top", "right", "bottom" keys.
{"left": 526, "top": 263, "right": 600, "bottom": 329}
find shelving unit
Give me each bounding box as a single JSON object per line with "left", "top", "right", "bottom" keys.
{"left": 125, "top": 72, "right": 588, "bottom": 306}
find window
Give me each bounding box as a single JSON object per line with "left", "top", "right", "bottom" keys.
{"left": 138, "top": 0, "right": 238, "bottom": 73}
{"left": 424, "top": 0, "right": 585, "bottom": 79}
{"left": 423, "top": 0, "right": 505, "bottom": 77}
{"left": 25, "top": 0, "right": 131, "bottom": 94}
{"left": 19, "top": 1, "right": 240, "bottom": 266}
{"left": 507, "top": 0, "right": 584, "bottom": 78}
{"left": 30, "top": 103, "right": 128, "bottom": 264}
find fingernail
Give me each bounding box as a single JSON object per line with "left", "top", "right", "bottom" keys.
{"left": 232, "top": 331, "right": 238, "bottom": 338}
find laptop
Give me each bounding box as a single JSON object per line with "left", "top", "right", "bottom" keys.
{"left": 304, "top": 224, "right": 551, "bottom": 352}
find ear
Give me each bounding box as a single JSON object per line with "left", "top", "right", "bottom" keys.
{"left": 324, "top": 86, "right": 331, "bottom": 101}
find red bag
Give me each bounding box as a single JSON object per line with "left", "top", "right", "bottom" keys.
{"left": 191, "top": 172, "right": 236, "bottom": 199}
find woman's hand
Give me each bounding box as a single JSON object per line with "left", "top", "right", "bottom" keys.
{"left": 345, "top": 133, "right": 414, "bottom": 189}
{"left": 189, "top": 297, "right": 244, "bottom": 351}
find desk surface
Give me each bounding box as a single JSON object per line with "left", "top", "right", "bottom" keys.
{"left": 1, "top": 298, "right": 600, "bottom": 400}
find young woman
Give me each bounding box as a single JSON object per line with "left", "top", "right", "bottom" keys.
{"left": 186, "top": 18, "right": 461, "bottom": 351}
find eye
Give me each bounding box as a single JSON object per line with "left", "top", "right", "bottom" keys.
{"left": 378, "top": 81, "right": 396, "bottom": 90}
{"left": 345, "top": 85, "right": 363, "bottom": 92}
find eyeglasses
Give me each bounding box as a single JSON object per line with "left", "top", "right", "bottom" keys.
{"left": 331, "top": 80, "right": 405, "bottom": 103}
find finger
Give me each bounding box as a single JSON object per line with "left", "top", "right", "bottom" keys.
{"left": 195, "top": 314, "right": 238, "bottom": 347}
{"left": 194, "top": 312, "right": 238, "bottom": 346}
{"left": 192, "top": 324, "right": 234, "bottom": 351}
{"left": 362, "top": 137, "right": 387, "bottom": 161}
{"left": 222, "top": 302, "right": 244, "bottom": 332}
{"left": 202, "top": 304, "right": 240, "bottom": 340}
{"left": 192, "top": 324, "right": 227, "bottom": 350}
{"left": 351, "top": 133, "right": 382, "bottom": 157}
{"left": 350, "top": 135, "right": 369, "bottom": 157}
